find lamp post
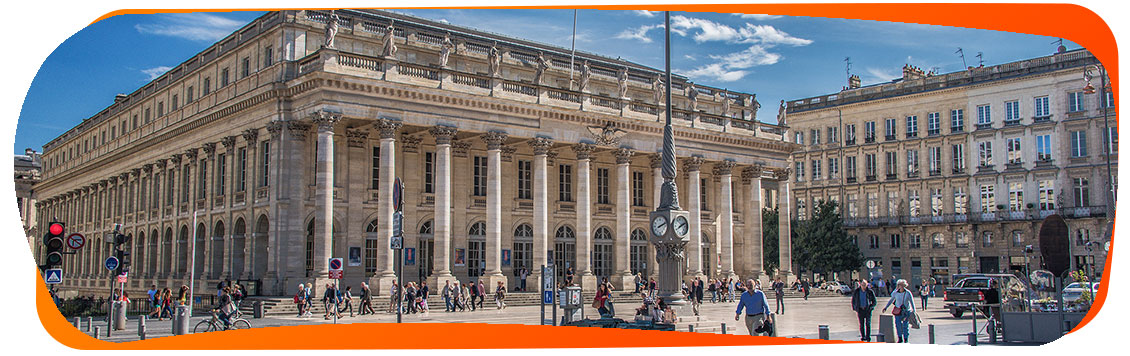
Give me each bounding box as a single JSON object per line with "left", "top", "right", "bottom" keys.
{"left": 1082, "top": 64, "right": 1115, "bottom": 219}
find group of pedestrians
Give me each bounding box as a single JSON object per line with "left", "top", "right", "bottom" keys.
{"left": 850, "top": 279, "right": 921, "bottom": 343}
{"left": 145, "top": 284, "right": 191, "bottom": 321}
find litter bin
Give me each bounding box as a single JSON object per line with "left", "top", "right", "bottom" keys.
{"left": 172, "top": 305, "right": 191, "bottom": 335}
{"left": 253, "top": 301, "right": 264, "bottom": 319}
{"left": 112, "top": 301, "right": 127, "bottom": 330}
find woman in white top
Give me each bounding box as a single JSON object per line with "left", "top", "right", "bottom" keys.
{"left": 882, "top": 279, "right": 916, "bottom": 343}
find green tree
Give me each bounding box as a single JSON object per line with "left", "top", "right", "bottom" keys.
{"left": 762, "top": 207, "right": 779, "bottom": 276}
{"left": 792, "top": 200, "right": 863, "bottom": 278}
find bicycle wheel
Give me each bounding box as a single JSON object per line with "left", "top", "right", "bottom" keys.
{"left": 231, "top": 319, "right": 251, "bottom": 330}
{"left": 193, "top": 320, "right": 216, "bottom": 333}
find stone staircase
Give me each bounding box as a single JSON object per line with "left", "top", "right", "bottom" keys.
{"left": 240, "top": 291, "right": 646, "bottom": 317}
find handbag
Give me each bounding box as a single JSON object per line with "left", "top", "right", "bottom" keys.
{"left": 892, "top": 306, "right": 901, "bottom": 315}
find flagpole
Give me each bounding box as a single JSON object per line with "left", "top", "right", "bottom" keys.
{"left": 568, "top": 9, "right": 577, "bottom": 90}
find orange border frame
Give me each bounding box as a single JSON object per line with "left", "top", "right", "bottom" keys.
{"left": 37, "top": 3, "right": 1116, "bottom": 349}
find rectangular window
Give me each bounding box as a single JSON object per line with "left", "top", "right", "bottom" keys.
{"left": 181, "top": 166, "right": 190, "bottom": 203}
{"left": 197, "top": 159, "right": 207, "bottom": 199}
{"left": 1037, "top": 135, "right": 1053, "bottom": 161}
{"left": 236, "top": 147, "right": 247, "bottom": 192}
{"left": 364, "top": 238, "right": 379, "bottom": 274}
{"left": 241, "top": 57, "right": 250, "bottom": 78}
{"left": 978, "top": 141, "right": 993, "bottom": 167}
{"left": 906, "top": 115, "right": 918, "bottom": 137}
{"left": 980, "top": 184, "right": 996, "bottom": 212}
{"left": 700, "top": 178, "right": 710, "bottom": 210}
{"left": 887, "top": 191, "right": 899, "bottom": 217}
{"left": 1035, "top": 96, "right": 1050, "bottom": 117}
{"left": 811, "top": 160, "right": 822, "bottom": 180}
{"left": 908, "top": 190, "right": 920, "bottom": 217}
{"left": 847, "top": 193, "right": 858, "bottom": 218}
{"left": 952, "top": 144, "right": 966, "bottom": 171}
{"left": 260, "top": 142, "right": 270, "bottom": 187}
{"left": 955, "top": 187, "right": 968, "bottom": 215}
{"left": 795, "top": 162, "right": 805, "bottom": 182}
{"left": 931, "top": 188, "right": 943, "bottom": 216}
{"left": 956, "top": 233, "right": 970, "bottom": 248}
{"left": 370, "top": 147, "right": 380, "bottom": 190}
{"left": 890, "top": 234, "right": 902, "bottom": 249}
{"left": 869, "top": 234, "right": 880, "bottom": 249}
{"left": 794, "top": 132, "right": 803, "bottom": 144}
{"left": 1039, "top": 180, "right": 1056, "bottom": 210}
{"left": 865, "top": 154, "right": 876, "bottom": 178}
{"left": 885, "top": 118, "right": 897, "bottom": 139}
{"left": 203, "top": 78, "right": 211, "bottom": 95}
{"left": 1008, "top": 182, "right": 1024, "bottom": 212}
{"left": 1069, "top": 91, "right": 1085, "bottom": 112}
{"left": 865, "top": 121, "right": 876, "bottom": 142}
{"left": 216, "top": 154, "right": 226, "bottom": 196}
{"left": 632, "top": 171, "right": 645, "bottom": 206}
{"left": 516, "top": 159, "right": 531, "bottom": 199}
{"left": 1005, "top": 100, "right": 1021, "bottom": 123}
{"left": 977, "top": 105, "right": 992, "bottom": 126}
{"left": 1104, "top": 126, "right": 1118, "bottom": 154}
{"left": 951, "top": 109, "right": 965, "bottom": 132}
{"left": 810, "top": 129, "right": 821, "bottom": 145}
{"left": 1073, "top": 178, "right": 1090, "bottom": 206}
{"left": 596, "top": 168, "right": 610, "bottom": 204}
{"left": 867, "top": 192, "right": 878, "bottom": 219}
{"left": 265, "top": 46, "right": 274, "bottom": 66}
{"left": 559, "top": 164, "right": 573, "bottom": 201}
{"left": 845, "top": 124, "right": 856, "bottom": 144}
{"left": 927, "top": 112, "right": 940, "bottom": 135}
{"left": 1071, "top": 130, "right": 1088, "bottom": 157}
{"left": 473, "top": 156, "right": 487, "bottom": 197}
{"left": 172, "top": 94, "right": 178, "bottom": 110}
{"left": 845, "top": 156, "right": 856, "bottom": 179}
{"left": 1106, "top": 91, "right": 1115, "bottom": 108}
{"left": 906, "top": 149, "right": 919, "bottom": 176}
{"left": 424, "top": 152, "right": 436, "bottom": 194}
{"left": 1006, "top": 138, "right": 1023, "bottom": 164}
{"left": 909, "top": 234, "right": 921, "bottom": 249}
{"left": 828, "top": 126, "right": 839, "bottom": 143}
{"left": 885, "top": 151, "right": 897, "bottom": 177}
{"left": 187, "top": 86, "right": 195, "bottom": 103}
{"left": 221, "top": 68, "right": 230, "bottom": 87}
{"left": 828, "top": 157, "right": 839, "bottom": 179}
{"left": 928, "top": 147, "right": 941, "bottom": 174}
{"left": 796, "top": 197, "right": 806, "bottom": 220}
{"left": 157, "top": 102, "right": 165, "bottom": 117}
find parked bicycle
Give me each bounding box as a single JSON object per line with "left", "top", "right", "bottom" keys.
{"left": 193, "top": 309, "right": 251, "bottom": 333}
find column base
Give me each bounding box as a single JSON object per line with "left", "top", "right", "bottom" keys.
{"left": 428, "top": 272, "right": 459, "bottom": 294}
{"left": 579, "top": 273, "right": 598, "bottom": 293}
{"left": 485, "top": 273, "right": 508, "bottom": 292}
{"left": 372, "top": 274, "right": 398, "bottom": 296}
{"left": 777, "top": 271, "right": 795, "bottom": 285}
{"left": 614, "top": 272, "right": 636, "bottom": 293}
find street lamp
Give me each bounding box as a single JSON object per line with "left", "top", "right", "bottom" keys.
{"left": 1082, "top": 64, "right": 1115, "bottom": 219}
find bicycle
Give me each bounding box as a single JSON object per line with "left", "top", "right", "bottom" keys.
{"left": 193, "top": 309, "right": 251, "bottom": 333}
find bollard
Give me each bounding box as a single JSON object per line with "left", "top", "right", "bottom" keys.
{"left": 74, "top": 317, "right": 80, "bottom": 329}
{"left": 106, "top": 319, "right": 113, "bottom": 338}
{"left": 769, "top": 313, "right": 778, "bottom": 337}
{"left": 113, "top": 301, "right": 127, "bottom": 330}
{"left": 689, "top": 324, "right": 695, "bottom": 332}
{"left": 878, "top": 314, "right": 896, "bottom": 343}
{"left": 721, "top": 323, "right": 727, "bottom": 335}
{"left": 254, "top": 300, "right": 264, "bottom": 319}
{"left": 93, "top": 326, "right": 101, "bottom": 340}
{"left": 968, "top": 332, "right": 978, "bottom": 346}
{"left": 818, "top": 325, "right": 830, "bottom": 340}
{"left": 138, "top": 316, "right": 147, "bottom": 340}
{"left": 928, "top": 324, "right": 936, "bottom": 344}
{"left": 86, "top": 317, "right": 93, "bottom": 332}
{"left": 988, "top": 319, "right": 997, "bottom": 344}
{"left": 876, "top": 333, "right": 885, "bottom": 343}
{"left": 172, "top": 305, "right": 191, "bottom": 335}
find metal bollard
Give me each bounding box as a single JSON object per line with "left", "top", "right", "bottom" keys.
{"left": 106, "top": 319, "right": 112, "bottom": 338}
{"left": 86, "top": 317, "right": 93, "bottom": 332}
{"left": 138, "top": 316, "right": 147, "bottom": 340}
{"left": 928, "top": 324, "right": 936, "bottom": 344}
{"left": 721, "top": 323, "right": 727, "bottom": 334}
{"left": 74, "top": 317, "right": 80, "bottom": 329}
{"left": 876, "top": 333, "right": 885, "bottom": 343}
{"left": 689, "top": 324, "right": 695, "bottom": 332}
{"left": 968, "top": 332, "right": 978, "bottom": 346}
{"left": 988, "top": 319, "right": 997, "bottom": 343}
{"left": 93, "top": 326, "right": 101, "bottom": 340}
{"left": 770, "top": 313, "right": 778, "bottom": 337}
{"left": 818, "top": 325, "right": 830, "bottom": 340}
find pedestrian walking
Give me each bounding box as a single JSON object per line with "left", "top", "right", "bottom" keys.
{"left": 851, "top": 280, "right": 878, "bottom": 341}
{"left": 404, "top": 282, "right": 417, "bottom": 314}
{"left": 294, "top": 283, "right": 308, "bottom": 317}
{"left": 418, "top": 281, "right": 430, "bottom": 312}
{"left": 772, "top": 278, "right": 785, "bottom": 314}
{"left": 442, "top": 280, "right": 454, "bottom": 312}
{"left": 146, "top": 284, "right": 160, "bottom": 319}
{"left": 387, "top": 281, "right": 400, "bottom": 313}
{"left": 708, "top": 279, "right": 718, "bottom": 303}
{"left": 340, "top": 286, "right": 354, "bottom": 317}
{"left": 594, "top": 284, "right": 611, "bottom": 317}
{"left": 802, "top": 278, "right": 811, "bottom": 301}
{"left": 476, "top": 281, "right": 486, "bottom": 310}
{"left": 360, "top": 282, "right": 375, "bottom": 315}
{"left": 882, "top": 279, "right": 916, "bottom": 343}
{"left": 918, "top": 279, "right": 932, "bottom": 310}
{"left": 735, "top": 279, "right": 772, "bottom": 336}
{"left": 458, "top": 282, "right": 470, "bottom": 311}
{"left": 323, "top": 283, "right": 340, "bottom": 320}
{"left": 159, "top": 288, "right": 173, "bottom": 320}
{"left": 494, "top": 281, "right": 507, "bottom": 309}
{"left": 692, "top": 277, "right": 704, "bottom": 316}
{"left": 469, "top": 280, "right": 480, "bottom": 311}
{"left": 634, "top": 273, "right": 643, "bottom": 294}
{"left": 728, "top": 278, "right": 737, "bottom": 302}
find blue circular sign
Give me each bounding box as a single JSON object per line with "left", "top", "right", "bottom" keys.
{"left": 104, "top": 256, "right": 120, "bottom": 271}
{"left": 329, "top": 258, "right": 342, "bottom": 270}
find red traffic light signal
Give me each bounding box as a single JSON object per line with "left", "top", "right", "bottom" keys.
{"left": 49, "top": 222, "right": 64, "bottom": 236}
{"left": 44, "top": 221, "right": 66, "bottom": 269}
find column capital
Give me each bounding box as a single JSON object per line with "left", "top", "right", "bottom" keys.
{"left": 154, "top": 158, "right": 168, "bottom": 170}
{"left": 346, "top": 128, "right": 371, "bottom": 148}
{"left": 377, "top": 119, "right": 402, "bottom": 139}
{"left": 429, "top": 125, "right": 459, "bottom": 145}
{"left": 202, "top": 142, "right": 217, "bottom": 158}
{"left": 221, "top": 135, "right": 238, "bottom": 151}
{"left": 141, "top": 163, "right": 154, "bottom": 174}
{"left": 130, "top": 168, "right": 142, "bottom": 177}
{"left": 683, "top": 156, "right": 706, "bottom": 172}
{"left": 266, "top": 120, "right": 285, "bottom": 139}
{"left": 712, "top": 160, "right": 736, "bottom": 176}
{"left": 772, "top": 167, "right": 791, "bottom": 181}
{"left": 169, "top": 153, "right": 183, "bottom": 166}
{"left": 501, "top": 145, "right": 517, "bottom": 162}
{"left": 613, "top": 147, "right": 635, "bottom": 164}
{"left": 529, "top": 137, "right": 554, "bottom": 155}
{"left": 546, "top": 150, "right": 559, "bottom": 165}
{"left": 286, "top": 121, "right": 312, "bottom": 141}
{"left": 118, "top": 172, "right": 130, "bottom": 181}
{"left": 242, "top": 128, "right": 260, "bottom": 144}
{"left": 452, "top": 140, "right": 472, "bottom": 157}
{"left": 402, "top": 134, "right": 423, "bottom": 152}
{"left": 184, "top": 148, "right": 199, "bottom": 161}
{"left": 573, "top": 142, "right": 597, "bottom": 160}
{"left": 108, "top": 176, "right": 119, "bottom": 185}
{"left": 649, "top": 153, "right": 663, "bottom": 169}
{"left": 312, "top": 111, "right": 342, "bottom": 132}
{"left": 741, "top": 164, "right": 764, "bottom": 181}
{"left": 482, "top": 131, "right": 509, "bottom": 150}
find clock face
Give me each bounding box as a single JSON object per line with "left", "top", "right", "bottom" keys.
{"left": 673, "top": 216, "right": 689, "bottom": 237}
{"left": 651, "top": 215, "right": 668, "bottom": 237}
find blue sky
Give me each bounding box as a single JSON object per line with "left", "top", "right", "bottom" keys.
{"left": 15, "top": 9, "right": 1078, "bottom": 154}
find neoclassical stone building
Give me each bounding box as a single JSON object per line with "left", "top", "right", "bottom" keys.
{"left": 785, "top": 48, "right": 1115, "bottom": 286}
{"left": 31, "top": 9, "right": 796, "bottom": 296}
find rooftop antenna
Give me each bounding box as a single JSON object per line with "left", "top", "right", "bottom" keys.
{"left": 1052, "top": 38, "right": 1066, "bottom": 53}
{"left": 844, "top": 56, "right": 852, "bottom": 77}
{"left": 976, "top": 52, "right": 984, "bottom": 67}
{"left": 955, "top": 48, "right": 967, "bottom": 68}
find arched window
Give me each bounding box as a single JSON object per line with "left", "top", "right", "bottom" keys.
{"left": 630, "top": 229, "right": 649, "bottom": 276}
{"left": 931, "top": 233, "right": 945, "bottom": 248}
{"left": 553, "top": 226, "right": 576, "bottom": 280}
{"left": 467, "top": 222, "right": 486, "bottom": 277}
{"left": 366, "top": 219, "right": 379, "bottom": 233}
{"left": 420, "top": 220, "right": 434, "bottom": 235}
{"left": 513, "top": 224, "right": 533, "bottom": 272}
{"left": 363, "top": 219, "right": 379, "bottom": 274}
{"left": 593, "top": 227, "right": 613, "bottom": 278}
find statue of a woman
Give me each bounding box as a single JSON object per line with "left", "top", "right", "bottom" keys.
{"left": 687, "top": 83, "right": 699, "bottom": 112}
{"left": 439, "top": 33, "right": 455, "bottom": 67}
{"left": 617, "top": 68, "right": 629, "bottom": 98}
{"left": 381, "top": 22, "right": 397, "bottom": 57}
{"left": 579, "top": 60, "right": 591, "bottom": 91}
{"left": 488, "top": 42, "right": 502, "bottom": 77}
{"left": 324, "top": 12, "right": 340, "bottom": 49}
{"left": 534, "top": 52, "right": 550, "bottom": 84}
{"left": 652, "top": 75, "right": 664, "bottom": 104}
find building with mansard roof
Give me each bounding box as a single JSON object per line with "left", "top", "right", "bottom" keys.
{"left": 31, "top": 9, "right": 797, "bottom": 297}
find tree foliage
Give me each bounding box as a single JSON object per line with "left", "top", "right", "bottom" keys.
{"left": 792, "top": 200, "right": 864, "bottom": 276}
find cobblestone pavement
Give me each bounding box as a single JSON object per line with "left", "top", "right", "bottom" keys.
{"left": 79, "top": 296, "right": 1027, "bottom": 345}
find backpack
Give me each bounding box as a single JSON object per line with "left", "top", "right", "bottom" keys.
{"left": 294, "top": 292, "right": 302, "bottom": 304}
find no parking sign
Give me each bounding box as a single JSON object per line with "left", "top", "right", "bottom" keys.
{"left": 329, "top": 258, "right": 344, "bottom": 279}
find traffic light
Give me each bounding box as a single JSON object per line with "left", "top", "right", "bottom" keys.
{"left": 113, "top": 233, "right": 130, "bottom": 275}
{"left": 43, "top": 222, "right": 65, "bottom": 269}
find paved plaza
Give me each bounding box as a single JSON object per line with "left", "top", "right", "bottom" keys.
{"left": 78, "top": 295, "right": 1017, "bottom": 345}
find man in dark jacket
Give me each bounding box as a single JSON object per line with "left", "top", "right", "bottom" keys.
{"left": 772, "top": 278, "right": 785, "bottom": 314}
{"left": 851, "top": 280, "right": 878, "bottom": 341}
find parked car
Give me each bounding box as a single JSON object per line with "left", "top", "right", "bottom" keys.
{"left": 823, "top": 281, "right": 851, "bottom": 295}
{"left": 943, "top": 274, "right": 1029, "bottom": 318}
{"left": 1062, "top": 282, "right": 1100, "bottom": 304}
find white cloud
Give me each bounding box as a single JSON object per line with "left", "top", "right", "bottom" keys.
{"left": 738, "top": 24, "right": 813, "bottom": 46}
{"left": 135, "top": 13, "right": 245, "bottom": 42}
{"left": 684, "top": 54, "right": 697, "bottom": 61}
{"left": 681, "top": 63, "right": 748, "bottom": 83}
{"left": 732, "top": 13, "right": 783, "bottom": 20}
{"left": 681, "top": 45, "right": 780, "bottom": 82}
{"left": 437, "top": 18, "right": 450, "bottom": 24}
{"left": 141, "top": 66, "right": 173, "bottom": 81}
{"left": 865, "top": 67, "right": 901, "bottom": 84}
{"left": 669, "top": 15, "right": 812, "bottom": 47}
{"left": 615, "top": 24, "right": 662, "bottom": 43}
{"left": 632, "top": 10, "right": 658, "bottom": 17}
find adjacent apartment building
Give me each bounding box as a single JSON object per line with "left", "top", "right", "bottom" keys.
{"left": 785, "top": 48, "right": 1115, "bottom": 286}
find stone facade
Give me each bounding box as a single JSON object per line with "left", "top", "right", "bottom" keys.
{"left": 16, "top": 149, "right": 42, "bottom": 252}
{"left": 30, "top": 10, "right": 797, "bottom": 297}
{"left": 786, "top": 49, "right": 1115, "bottom": 286}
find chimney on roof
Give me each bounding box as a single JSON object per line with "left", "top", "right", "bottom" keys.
{"left": 114, "top": 94, "right": 128, "bottom": 104}
{"left": 847, "top": 74, "right": 861, "bottom": 89}
{"left": 902, "top": 64, "right": 926, "bottom": 81}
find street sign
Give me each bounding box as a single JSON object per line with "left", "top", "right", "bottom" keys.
{"left": 116, "top": 274, "right": 127, "bottom": 283}
{"left": 329, "top": 258, "right": 344, "bottom": 279}
{"left": 104, "top": 256, "right": 120, "bottom": 271}
{"left": 391, "top": 211, "right": 404, "bottom": 250}
{"left": 866, "top": 260, "right": 876, "bottom": 269}
{"left": 392, "top": 177, "right": 404, "bottom": 212}
{"left": 66, "top": 233, "right": 86, "bottom": 250}
{"left": 543, "top": 266, "right": 555, "bottom": 291}
{"left": 391, "top": 236, "right": 403, "bottom": 250}
{"left": 44, "top": 269, "right": 62, "bottom": 284}
{"left": 543, "top": 290, "right": 554, "bottom": 304}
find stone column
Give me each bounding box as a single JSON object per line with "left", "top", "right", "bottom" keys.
{"left": 529, "top": 137, "right": 553, "bottom": 286}
{"left": 483, "top": 131, "right": 508, "bottom": 288}
{"left": 429, "top": 125, "right": 458, "bottom": 287}
{"left": 648, "top": 154, "right": 662, "bottom": 280}
{"left": 684, "top": 156, "right": 706, "bottom": 279}
{"left": 153, "top": 159, "right": 167, "bottom": 278}
{"left": 313, "top": 112, "right": 340, "bottom": 282}
{"left": 374, "top": 119, "right": 402, "bottom": 293}
{"left": 776, "top": 169, "right": 793, "bottom": 282}
{"left": 574, "top": 143, "right": 597, "bottom": 292}
{"left": 742, "top": 166, "right": 765, "bottom": 284}
{"left": 613, "top": 147, "right": 635, "bottom": 291}
{"left": 715, "top": 161, "right": 737, "bottom": 280}
{"left": 277, "top": 122, "right": 310, "bottom": 293}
